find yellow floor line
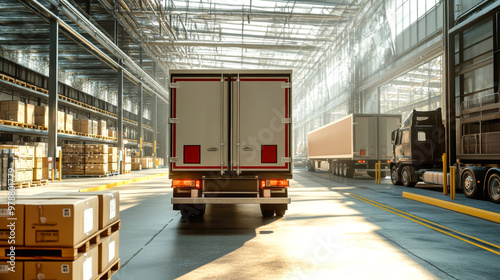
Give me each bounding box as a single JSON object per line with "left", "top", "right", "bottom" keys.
{"left": 79, "top": 172, "right": 169, "bottom": 192}
{"left": 403, "top": 192, "right": 500, "bottom": 224}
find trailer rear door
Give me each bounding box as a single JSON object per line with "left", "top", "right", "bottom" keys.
{"left": 170, "top": 76, "right": 229, "bottom": 172}
{"left": 232, "top": 76, "right": 291, "bottom": 172}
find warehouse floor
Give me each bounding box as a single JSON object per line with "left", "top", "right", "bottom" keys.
{"left": 5, "top": 168, "right": 500, "bottom": 279}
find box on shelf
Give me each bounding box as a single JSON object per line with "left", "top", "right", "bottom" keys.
{"left": 108, "top": 129, "right": 117, "bottom": 138}
{"left": 99, "top": 231, "right": 120, "bottom": 274}
{"left": 85, "top": 164, "right": 108, "bottom": 175}
{"left": 22, "top": 196, "right": 99, "bottom": 247}
{"left": 62, "top": 164, "right": 85, "bottom": 175}
{"left": 65, "top": 113, "right": 73, "bottom": 131}
{"left": 25, "top": 103, "right": 35, "bottom": 125}
{"left": 24, "top": 245, "right": 99, "bottom": 280}
{"left": 5, "top": 109, "right": 25, "bottom": 123}
{"left": 98, "top": 120, "right": 107, "bottom": 136}
{"left": 74, "top": 119, "right": 93, "bottom": 134}
{"left": 35, "top": 105, "right": 49, "bottom": 127}
{"left": 86, "top": 154, "right": 108, "bottom": 164}
{"left": 92, "top": 120, "right": 98, "bottom": 135}
{"left": 57, "top": 111, "right": 65, "bottom": 130}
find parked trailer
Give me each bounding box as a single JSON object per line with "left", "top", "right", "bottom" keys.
{"left": 306, "top": 114, "right": 401, "bottom": 178}
{"left": 169, "top": 70, "right": 292, "bottom": 218}
{"left": 390, "top": 106, "right": 500, "bottom": 204}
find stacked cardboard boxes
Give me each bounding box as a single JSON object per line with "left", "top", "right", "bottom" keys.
{"left": 0, "top": 100, "right": 25, "bottom": 123}
{"left": 33, "top": 142, "right": 49, "bottom": 182}
{"left": 85, "top": 144, "right": 108, "bottom": 175}
{"left": 62, "top": 144, "right": 85, "bottom": 175}
{"left": 141, "top": 157, "right": 154, "bottom": 169}
{"left": 131, "top": 157, "right": 142, "bottom": 170}
{"left": 108, "top": 147, "right": 118, "bottom": 173}
{"left": 124, "top": 149, "right": 132, "bottom": 173}
{"left": 34, "top": 105, "right": 48, "bottom": 127}
{"left": 0, "top": 191, "right": 121, "bottom": 279}
{"left": 108, "top": 128, "right": 117, "bottom": 139}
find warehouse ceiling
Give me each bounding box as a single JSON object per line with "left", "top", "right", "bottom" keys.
{"left": 0, "top": 0, "right": 360, "bottom": 101}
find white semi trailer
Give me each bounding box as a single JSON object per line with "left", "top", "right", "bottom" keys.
{"left": 307, "top": 114, "right": 401, "bottom": 177}
{"left": 169, "top": 70, "right": 292, "bottom": 218}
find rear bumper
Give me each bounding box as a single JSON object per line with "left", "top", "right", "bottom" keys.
{"left": 171, "top": 197, "right": 291, "bottom": 204}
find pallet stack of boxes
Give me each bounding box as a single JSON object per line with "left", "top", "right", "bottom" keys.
{"left": 141, "top": 157, "right": 154, "bottom": 169}
{"left": 108, "top": 147, "right": 118, "bottom": 173}
{"left": 62, "top": 144, "right": 85, "bottom": 175}
{"left": 32, "top": 143, "right": 49, "bottom": 184}
{"left": 0, "top": 100, "right": 24, "bottom": 123}
{"left": 0, "top": 190, "right": 121, "bottom": 279}
{"left": 124, "top": 149, "right": 132, "bottom": 173}
{"left": 131, "top": 157, "right": 141, "bottom": 170}
{"left": 85, "top": 144, "right": 109, "bottom": 175}
{"left": 0, "top": 145, "right": 35, "bottom": 188}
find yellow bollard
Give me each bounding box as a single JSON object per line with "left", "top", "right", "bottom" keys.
{"left": 378, "top": 161, "right": 381, "bottom": 184}
{"left": 450, "top": 166, "right": 456, "bottom": 199}
{"left": 375, "top": 162, "right": 379, "bottom": 184}
{"left": 59, "top": 150, "right": 62, "bottom": 181}
{"left": 443, "top": 153, "right": 448, "bottom": 195}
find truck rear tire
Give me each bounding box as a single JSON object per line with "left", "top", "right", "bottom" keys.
{"left": 401, "top": 166, "right": 416, "bottom": 187}
{"left": 462, "top": 170, "right": 480, "bottom": 198}
{"left": 391, "top": 165, "right": 402, "bottom": 185}
{"left": 487, "top": 173, "right": 500, "bottom": 203}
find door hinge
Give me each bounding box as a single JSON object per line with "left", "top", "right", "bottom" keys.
{"left": 281, "top": 157, "right": 292, "bottom": 163}
{"left": 169, "top": 118, "right": 180, "bottom": 124}
{"left": 281, "top": 83, "right": 291, "bottom": 89}
{"left": 170, "top": 83, "right": 180, "bottom": 88}
{"left": 169, "top": 157, "right": 179, "bottom": 163}
{"left": 281, "top": 118, "right": 291, "bottom": 124}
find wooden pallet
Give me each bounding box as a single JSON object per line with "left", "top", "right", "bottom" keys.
{"left": 2, "top": 120, "right": 25, "bottom": 127}
{"left": 14, "top": 181, "right": 31, "bottom": 189}
{"left": 0, "top": 73, "right": 16, "bottom": 83}
{"left": 0, "top": 220, "right": 120, "bottom": 261}
{"left": 32, "top": 179, "right": 49, "bottom": 186}
{"left": 98, "top": 259, "right": 120, "bottom": 280}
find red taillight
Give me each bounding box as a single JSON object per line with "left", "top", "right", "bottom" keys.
{"left": 260, "top": 179, "right": 289, "bottom": 188}
{"left": 172, "top": 179, "right": 200, "bottom": 188}
{"left": 387, "top": 160, "right": 390, "bottom": 163}
{"left": 360, "top": 150, "right": 366, "bottom": 155}
{"left": 357, "top": 160, "right": 366, "bottom": 163}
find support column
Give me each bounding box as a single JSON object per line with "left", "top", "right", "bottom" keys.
{"left": 117, "top": 61, "right": 124, "bottom": 172}
{"left": 444, "top": 0, "right": 456, "bottom": 165}
{"left": 138, "top": 83, "right": 143, "bottom": 160}
{"left": 153, "top": 95, "right": 158, "bottom": 168}
{"left": 48, "top": 16, "right": 59, "bottom": 167}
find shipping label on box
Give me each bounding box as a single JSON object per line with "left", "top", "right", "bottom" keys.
{"left": 0, "top": 203, "right": 24, "bottom": 246}
{"left": 23, "top": 196, "right": 99, "bottom": 247}
{"left": 24, "top": 245, "right": 98, "bottom": 280}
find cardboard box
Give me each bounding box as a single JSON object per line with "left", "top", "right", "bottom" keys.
{"left": 24, "top": 245, "right": 99, "bottom": 280}
{"left": 39, "top": 191, "right": 119, "bottom": 230}
{"left": 86, "top": 154, "right": 108, "bottom": 164}
{"left": 85, "top": 144, "right": 108, "bottom": 154}
{"left": 99, "top": 231, "right": 119, "bottom": 274}
{"left": 85, "top": 164, "right": 108, "bottom": 175}
{"left": 23, "top": 196, "right": 99, "bottom": 247}
{"left": 65, "top": 114, "right": 73, "bottom": 132}
{"left": 5, "top": 110, "right": 24, "bottom": 123}
{"left": 34, "top": 157, "right": 43, "bottom": 169}
{"left": 74, "top": 119, "right": 93, "bottom": 134}
{"left": 0, "top": 101, "right": 24, "bottom": 112}
{"left": 0, "top": 202, "right": 24, "bottom": 246}
{"left": 108, "top": 147, "right": 117, "bottom": 162}
{"left": 33, "top": 168, "right": 43, "bottom": 181}
{"left": 63, "top": 154, "right": 84, "bottom": 164}
{"left": 63, "top": 144, "right": 85, "bottom": 154}
{"left": 62, "top": 164, "right": 85, "bottom": 175}
{"left": 42, "top": 157, "right": 52, "bottom": 180}
{"left": 35, "top": 105, "right": 49, "bottom": 127}
{"left": 108, "top": 162, "right": 118, "bottom": 172}
{"left": 25, "top": 103, "right": 35, "bottom": 125}
{"left": 108, "top": 129, "right": 117, "bottom": 138}
{"left": 97, "top": 120, "right": 107, "bottom": 136}
{"left": 124, "top": 163, "right": 131, "bottom": 172}
{"left": 57, "top": 111, "right": 65, "bottom": 130}
{"left": 92, "top": 120, "right": 98, "bottom": 135}
{"left": 0, "top": 260, "right": 23, "bottom": 280}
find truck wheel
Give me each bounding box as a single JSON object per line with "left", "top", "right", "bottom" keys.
{"left": 345, "top": 163, "right": 354, "bottom": 178}
{"left": 401, "top": 166, "right": 416, "bottom": 187}
{"left": 391, "top": 165, "right": 402, "bottom": 185}
{"left": 462, "top": 170, "right": 480, "bottom": 198}
{"left": 275, "top": 209, "right": 286, "bottom": 216}
{"left": 261, "top": 209, "right": 274, "bottom": 217}
{"left": 487, "top": 174, "right": 500, "bottom": 203}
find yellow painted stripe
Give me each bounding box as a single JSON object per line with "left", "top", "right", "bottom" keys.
{"left": 348, "top": 193, "right": 500, "bottom": 256}
{"left": 403, "top": 192, "right": 500, "bottom": 224}
{"left": 79, "top": 172, "right": 169, "bottom": 192}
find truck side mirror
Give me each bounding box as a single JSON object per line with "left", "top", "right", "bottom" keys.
{"left": 391, "top": 130, "right": 397, "bottom": 144}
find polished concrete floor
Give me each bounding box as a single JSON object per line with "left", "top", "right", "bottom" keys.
{"left": 111, "top": 169, "right": 500, "bottom": 280}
